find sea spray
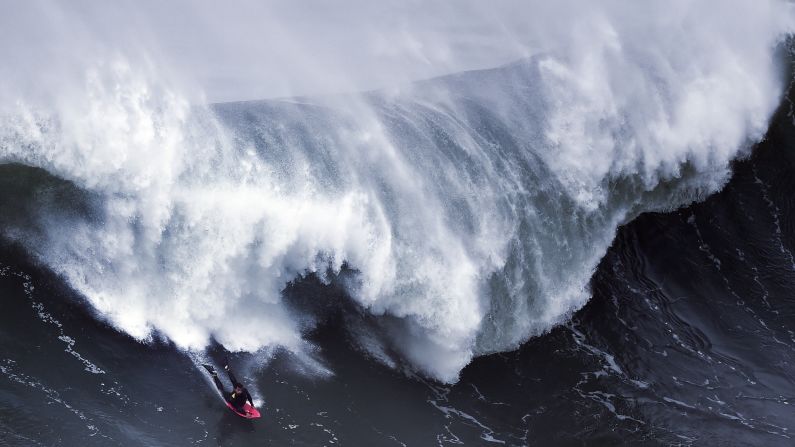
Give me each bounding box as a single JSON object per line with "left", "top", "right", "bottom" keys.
{"left": 0, "top": 1, "right": 792, "bottom": 382}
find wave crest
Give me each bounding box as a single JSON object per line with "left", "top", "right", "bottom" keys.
{"left": 1, "top": 2, "right": 792, "bottom": 382}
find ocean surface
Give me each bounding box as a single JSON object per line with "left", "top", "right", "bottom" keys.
{"left": 2, "top": 26, "right": 795, "bottom": 447}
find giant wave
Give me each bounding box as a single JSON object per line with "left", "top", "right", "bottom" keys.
{"left": 0, "top": 1, "right": 793, "bottom": 382}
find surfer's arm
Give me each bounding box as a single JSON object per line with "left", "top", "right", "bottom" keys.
{"left": 246, "top": 390, "right": 254, "bottom": 406}
{"left": 226, "top": 369, "right": 238, "bottom": 385}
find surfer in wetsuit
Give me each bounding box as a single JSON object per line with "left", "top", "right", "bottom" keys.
{"left": 205, "top": 363, "right": 253, "bottom": 413}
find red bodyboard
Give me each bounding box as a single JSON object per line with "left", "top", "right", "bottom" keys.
{"left": 226, "top": 401, "right": 261, "bottom": 419}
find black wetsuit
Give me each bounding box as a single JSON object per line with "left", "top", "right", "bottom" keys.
{"left": 211, "top": 367, "right": 253, "bottom": 412}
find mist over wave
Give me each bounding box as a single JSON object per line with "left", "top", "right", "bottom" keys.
{"left": 0, "top": 1, "right": 792, "bottom": 381}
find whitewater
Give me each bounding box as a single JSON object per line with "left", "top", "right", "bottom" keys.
{"left": 0, "top": 0, "right": 793, "bottom": 383}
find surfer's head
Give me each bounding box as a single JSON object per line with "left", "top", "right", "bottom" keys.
{"left": 234, "top": 383, "right": 244, "bottom": 393}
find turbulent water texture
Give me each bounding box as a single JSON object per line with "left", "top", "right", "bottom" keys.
{"left": 2, "top": 2, "right": 795, "bottom": 446}
{"left": 0, "top": 3, "right": 792, "bottom": 382}
{"left": 2, "top": 78, "right": 795, "bottom": 446}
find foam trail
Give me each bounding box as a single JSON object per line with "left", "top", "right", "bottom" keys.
{"left": 0, "top": 1, "right": 793, "bottom": 382}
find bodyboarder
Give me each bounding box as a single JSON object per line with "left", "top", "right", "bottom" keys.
{"left": 202, "top": 362, "right": 254, "bottom": 414}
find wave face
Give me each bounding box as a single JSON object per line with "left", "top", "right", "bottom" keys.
{"left": 0, "top": 3, "right": 792, "bottom": 382}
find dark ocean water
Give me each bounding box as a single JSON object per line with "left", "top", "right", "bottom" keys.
{"left": 2, "top": 63, "right": 795, "bottom": 447}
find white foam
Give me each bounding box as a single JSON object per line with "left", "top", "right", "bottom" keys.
{"left": 0, "top": 1, "right": 793, "bottom": 382}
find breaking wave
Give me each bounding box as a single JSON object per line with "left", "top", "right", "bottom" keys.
{"left": 0, "top": 1, "right": 792, "bottom": 381}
